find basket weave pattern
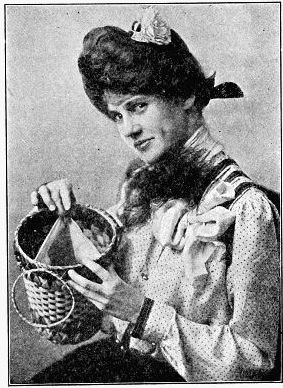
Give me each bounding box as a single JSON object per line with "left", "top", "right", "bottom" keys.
{"left": 23, "top": 275, "right": 73, "bottom": 325}
{"left": 13, "top": 204, "right": 120, "bottom": 345}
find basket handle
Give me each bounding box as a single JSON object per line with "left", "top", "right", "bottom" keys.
{"left": 11, "top": 268, "right": 75, "bottom": 328}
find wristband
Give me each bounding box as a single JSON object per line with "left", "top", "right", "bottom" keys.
{"left": 116, "top": 322, "right": 135, "bottom": 353}
{"left": 131, "top": 297, "right": 154, "bottom": 339}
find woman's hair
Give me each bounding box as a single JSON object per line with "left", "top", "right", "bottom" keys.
{"left": 78, "top": 26, "right": 214, "bottom": 118}
{"left": 119, "top": 145, "right": 216, "bottom": 228}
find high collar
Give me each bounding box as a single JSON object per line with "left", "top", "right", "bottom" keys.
{"left": 184, "top": 125, "right": 225, "bottom": 164}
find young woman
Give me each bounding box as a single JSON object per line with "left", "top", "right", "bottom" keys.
{"left": 29, "top": 8, "right": 280, "bottom": 383}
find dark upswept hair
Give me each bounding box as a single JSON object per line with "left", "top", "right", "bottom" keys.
{"left": 78, "top": 26, "right": 215, "bottom": 118}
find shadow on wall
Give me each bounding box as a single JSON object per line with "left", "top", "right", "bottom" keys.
{"left": 7, "top": 3, "right": 280, "bottom": 383}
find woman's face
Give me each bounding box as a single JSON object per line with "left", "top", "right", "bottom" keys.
{"left": 105, "top": 93, "right": 195, "bottom": 164}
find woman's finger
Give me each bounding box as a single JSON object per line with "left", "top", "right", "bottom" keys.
{"left": 172, "top": 213, "right": 187, "bottom": 245}
{"left": 68, "top": 269, "right": 103, "bottom": 291}
{"left": 48, "top": 188, "right": 65, "bottom": 215}
{"left": 68, "top": 279, "right": 107, "bottom": 306}
{"left": 78, "top": 257, "right": 110, "bottom": 282}
{"left": 91, "top": 300, "right": 104, "bottom": 311}
{"left": 38, "top": 185, "right": 56, "bottom": 211}
{"left": 59, "top": 180, "right": 73, "bottom": 210}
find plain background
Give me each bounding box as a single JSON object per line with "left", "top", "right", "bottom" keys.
{"left": 7, "top": 3, "right": 280, "bottom": 383}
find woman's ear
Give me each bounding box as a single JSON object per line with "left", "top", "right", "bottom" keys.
{"left": 183, "top": 95, "right": 195, "bottom": 111}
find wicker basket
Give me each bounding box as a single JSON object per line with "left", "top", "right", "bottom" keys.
{"left": 13, "top": 204, "right": 121, "bottom": 345}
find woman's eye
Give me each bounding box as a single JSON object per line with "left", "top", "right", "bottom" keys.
{"left": 134, "top": 102, "right": 148, "bottom": 113}
{"left": 112, "top": 112, "right": 123, "bottom": 123}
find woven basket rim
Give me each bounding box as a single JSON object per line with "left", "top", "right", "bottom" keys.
{"left": 14, "top": 205, "right": 119, "bottom": 270}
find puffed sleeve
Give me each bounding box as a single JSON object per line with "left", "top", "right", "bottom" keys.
{"left": 138, "top": 188, "right": 280, "bottom": 381}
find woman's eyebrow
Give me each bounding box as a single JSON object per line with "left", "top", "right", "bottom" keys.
{"left": 107, "top": 96, "right": 149, "bottom": 113}
{"left": 124, "top": 97, "right": 147, "bottom": 110}
{"left": 107, "top": 99, "right": 139, "bottom": 112}
{"left": 107, "top": 107, "right": 118, "bottom": 114}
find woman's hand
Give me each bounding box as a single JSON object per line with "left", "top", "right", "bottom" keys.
{"left": 68, "top": 258, "right": 144, "bottom": 323}
{"left": 30, "top": 178, "right": 75, "bottom": 214}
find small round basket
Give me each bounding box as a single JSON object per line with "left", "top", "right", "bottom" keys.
{"left": 13, "top": 204, "right": 121, "bottom": 345}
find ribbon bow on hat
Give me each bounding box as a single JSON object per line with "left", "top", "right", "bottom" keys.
{"left": 152, "top": 181, "right": 236, "bottom": 279}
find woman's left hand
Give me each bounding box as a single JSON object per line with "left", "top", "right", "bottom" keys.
{"left": 68, "top": 259, "right": 144, "bottom": 323}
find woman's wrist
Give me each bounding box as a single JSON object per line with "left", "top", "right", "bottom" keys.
{"left": 115, "top": 297, "right": 155, "bottom": 353}
{"left": 127, "top": 288, "right": 145, "bottom": 324}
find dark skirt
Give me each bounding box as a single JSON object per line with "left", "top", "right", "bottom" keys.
{"left": 27, "top": 337, "right": 185, "bottom": 384}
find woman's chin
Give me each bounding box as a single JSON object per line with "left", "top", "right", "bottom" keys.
{"left": 135, "top": 145, "right": 167, "bottom": 164}
{"left": 138, "top": 143, "right": 185, "bottom": 164}
{"left": 139, "top": 152, "right": 164, "bottom": 164}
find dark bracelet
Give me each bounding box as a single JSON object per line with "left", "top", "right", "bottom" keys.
{"left": 115, "top": 322, "right": 136, "bottom": 353}
{"left": 131, "top": 297, "right": 154, "bottom": 339}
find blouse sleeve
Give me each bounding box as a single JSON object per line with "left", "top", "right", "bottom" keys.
{"left": 138, "top": 188, "right": 280, "bottom": 381}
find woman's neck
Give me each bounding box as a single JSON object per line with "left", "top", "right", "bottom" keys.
{"left": 184, "top": 123, "right": 225, "bottom": 164}
{"left": 188, "top": 112, "right": 205, "bottom": 134}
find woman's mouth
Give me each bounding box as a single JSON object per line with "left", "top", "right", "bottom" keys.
{"left": 134, "top": 138, "right": 153, "bottom": 152}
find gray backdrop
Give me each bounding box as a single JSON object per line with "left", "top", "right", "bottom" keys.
{"left": 7, "top": 3, "right": 280, "bottom": 383}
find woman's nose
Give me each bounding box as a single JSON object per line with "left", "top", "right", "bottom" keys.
{"left": 123, "top": 117, "right": 143, "bottom": 139}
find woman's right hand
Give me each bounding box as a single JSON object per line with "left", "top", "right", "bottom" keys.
{"left": 30, "top": 179, "right": 76, "bottom": 214}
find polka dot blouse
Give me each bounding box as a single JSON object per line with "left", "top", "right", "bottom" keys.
{"left": 106, "top": 129, "right": 280, "bottom": 382}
